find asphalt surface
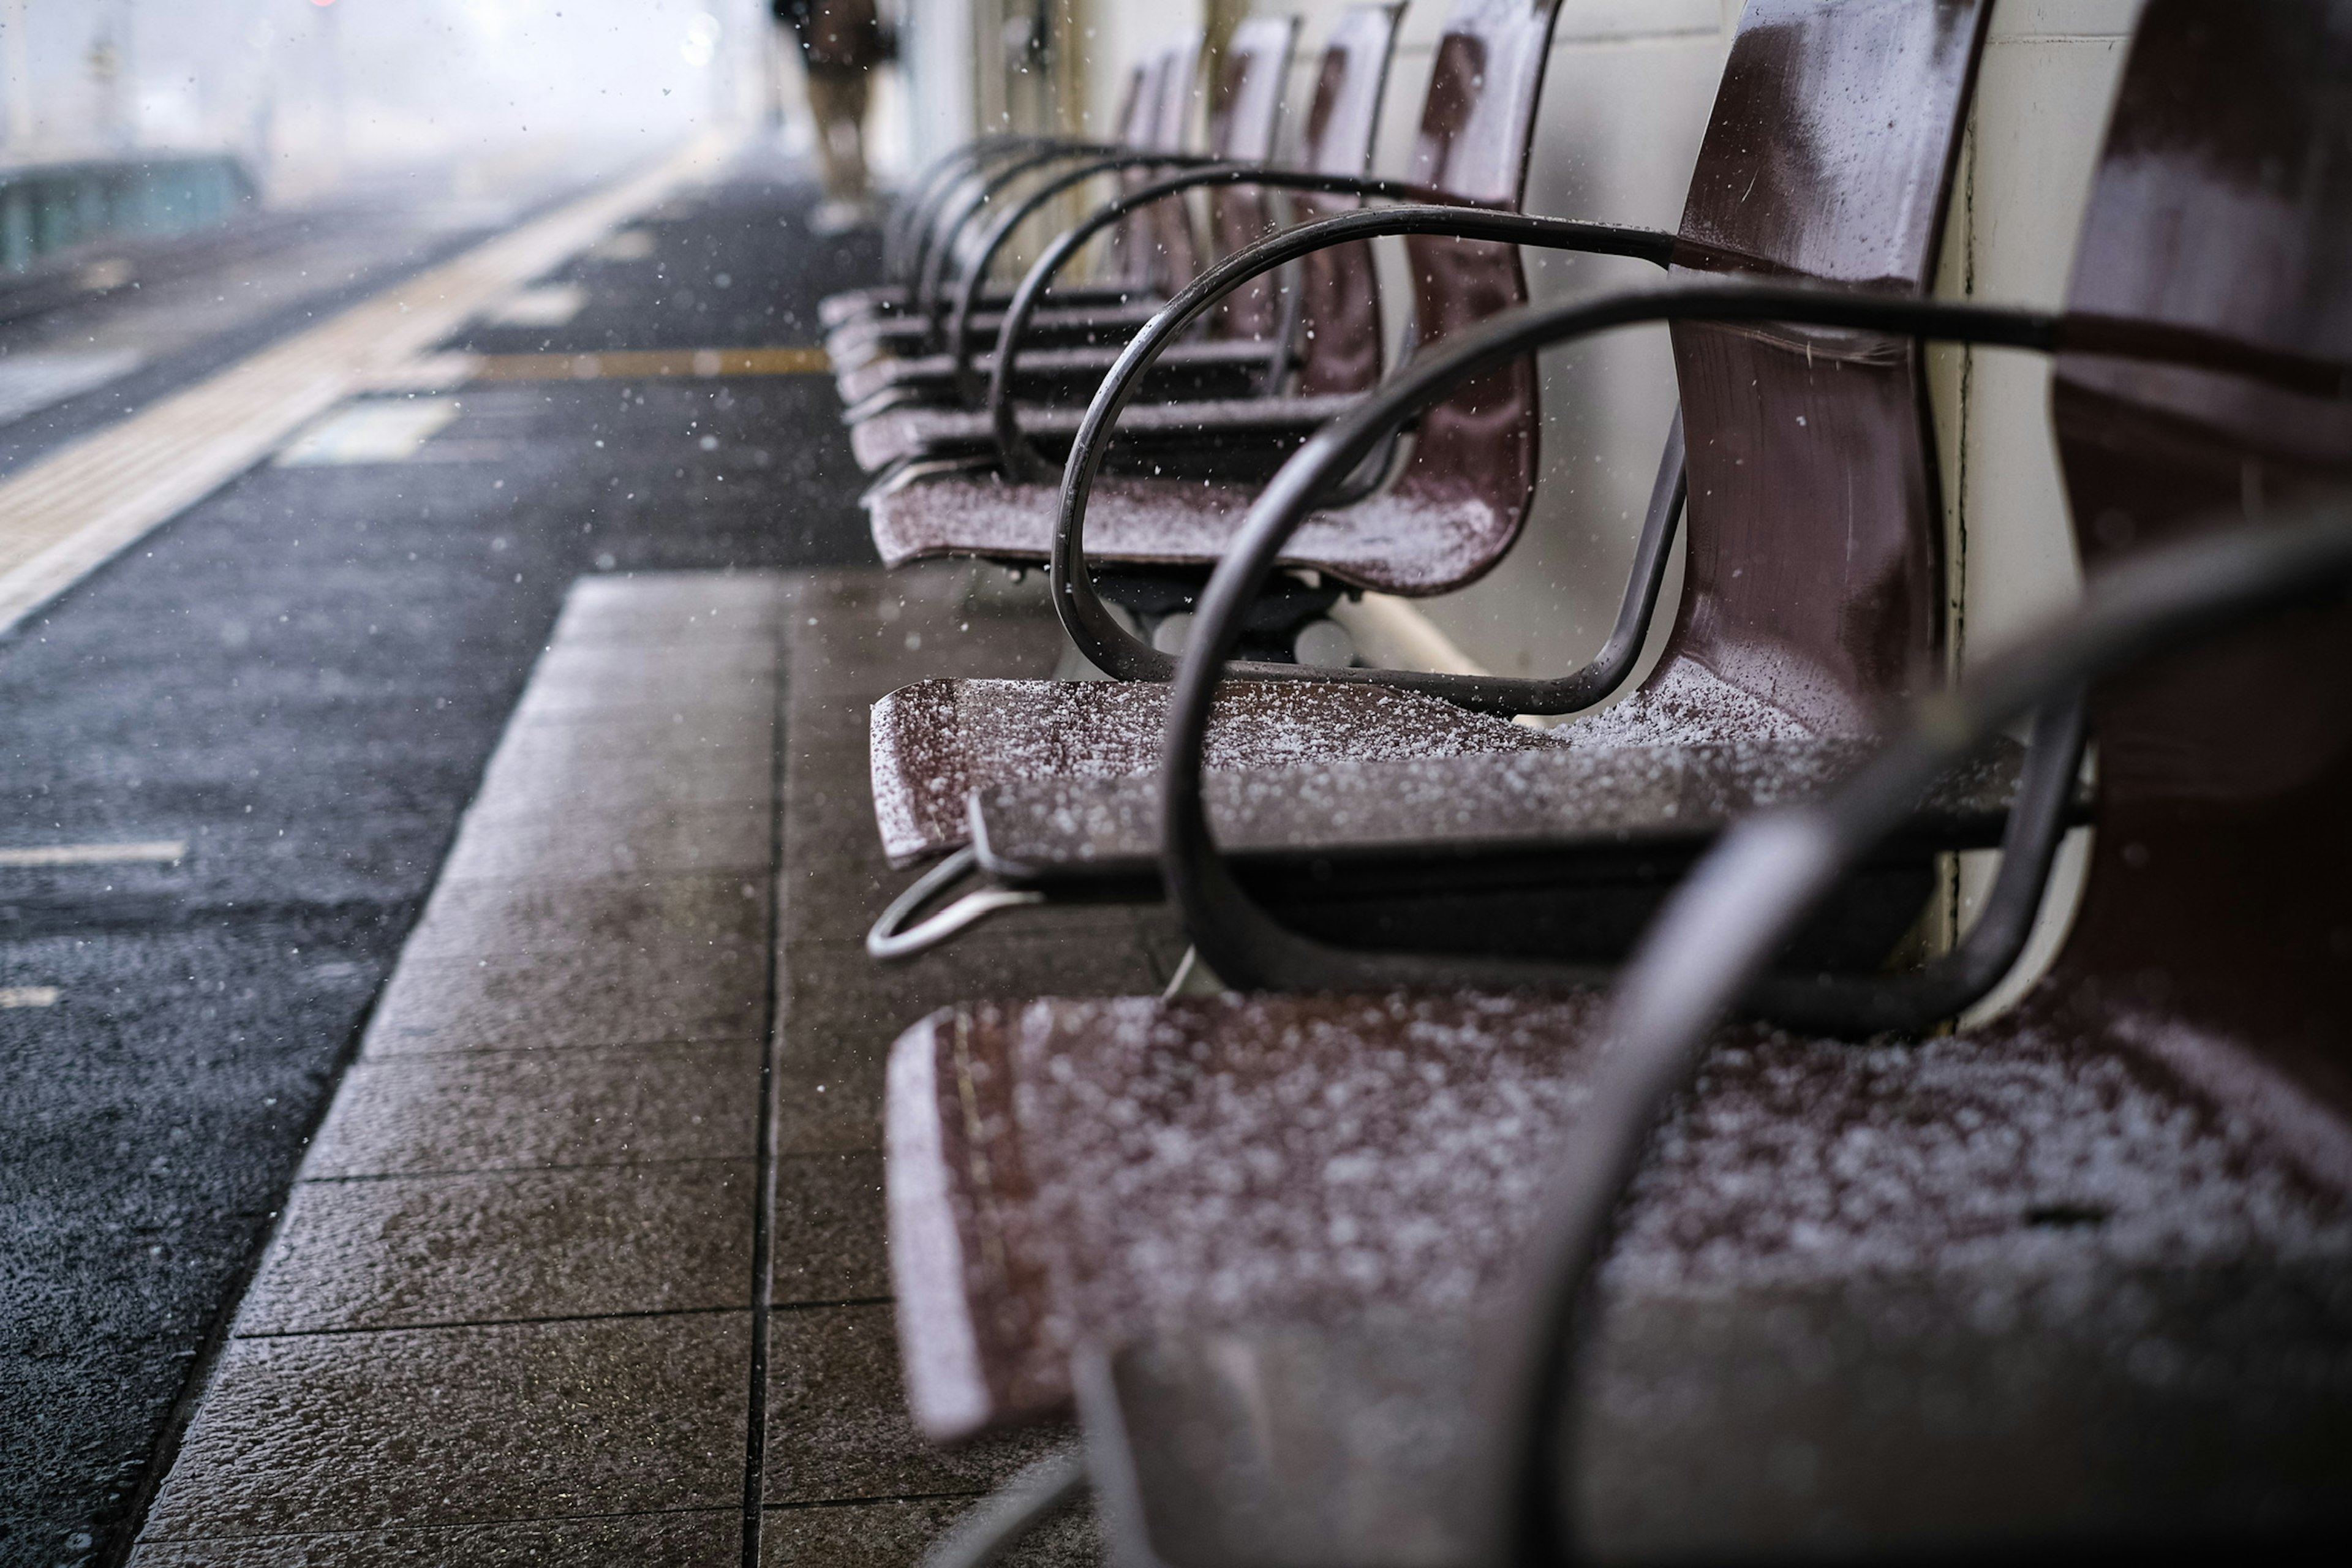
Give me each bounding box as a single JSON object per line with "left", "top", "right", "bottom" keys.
{"left": 0, "top": 141, "right": 877, "bottom": 1568}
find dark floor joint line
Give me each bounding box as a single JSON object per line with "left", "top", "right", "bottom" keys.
{"left": 742, "top": 634, "right": 791, "bottom": 1568}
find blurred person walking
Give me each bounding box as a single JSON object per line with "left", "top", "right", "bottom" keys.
{"left": 777, "top": 0, "right": 889, "bottom": 233}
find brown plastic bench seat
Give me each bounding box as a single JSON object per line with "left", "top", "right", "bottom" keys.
{"left": 865, "top": 0, "right": 1993, "bottom": 873}
{"left": 851, "top": 391, "right": 1357, "bottom": 476}
{"left": 861, "top": 0, "right": 1562, "bottom": 548}
{"left": 837, "top": 10, "right": 1400, "bottom": 424}
{"left": 839, "top": 7, "right": 1401, "bottom": 440}
{"left": 888, "top": 987, "right": 2352, "bottom": 1446}
{"left": 835, "top": 337, "right": 1275, "bottom": 420}
{"left": 965, "top": 734, "right": 2031, "bottom": 884}
{"left": 869, "top": 677, "right": 1555, "bottom": 868}
{"left": 893, "top": 7, "right": 2352, "bottom": 1553}
{"left": 867, "top": 469, "right": 1516, "bottom": 591}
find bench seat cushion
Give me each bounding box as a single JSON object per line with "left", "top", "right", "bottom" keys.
{"left": 818, "top": 280, "right": 1139, "bottom": 331}
{"left": 868, "top": 676, "right": 1559, "bottom": 866}
{"left": 868, "top": 475, "right": 1525, "bottom": 594}
{"left": 884, "top": 986, "right": 2352, "bottom": 1442}
{"left": 848, "top": 392, "right": 1354, "bottom": 473}
{"left": 827, "top": 300, "right": 1166, "bottom": 370}
{"left": 837, "top": 337, "right": 1274, "bottom": 410}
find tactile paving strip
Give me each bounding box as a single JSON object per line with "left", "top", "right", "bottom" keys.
{"left": 0, "top": 137, "right": 736, "bottom": 639}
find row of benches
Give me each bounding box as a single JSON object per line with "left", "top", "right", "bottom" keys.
{"left": 810, "top": 1, "right": 2352, "bottom": 1561}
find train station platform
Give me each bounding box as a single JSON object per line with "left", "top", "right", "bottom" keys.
{"left": 0, "top": 138, "right": 1117, "bottom": 1566}
{"left": 132, "top": 566, "right": 1135, "bottom": 1564}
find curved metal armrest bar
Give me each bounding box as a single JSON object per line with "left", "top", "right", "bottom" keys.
{"left": 1049, "top": 205, "right": 1679, "bottom": 678}
{"left": 907, "top": 141, "right": 1136, "bottom": 318}
{"left": 917, "top": 1446, "right": 1090, "bottom": 1568}
{"left": 865, "top": 845, "right": 1044, "bottom": 962}
{"left": 978, "top": 167, "right": 1486, "bottom": 463}
{"left": 903, "top": 141, "right": 1087, "bottom": 305}
{"left": 916, "top": 145, "right": 1194, "bottom": 325}
{"left": 1746, "top": 690, "right": 2088, "bottom": 1036}
{"left": 1494, "top": 496, "right": 2352, "bottom": 1567}
{"left": 1154, "top": 281, "right": 2345, "bottom": 998}
{"left": 938, "top": 151, "right": 1246, "bottom": 382}
{"left": 883, "top": 136, "right": 1046, "bottom": 278}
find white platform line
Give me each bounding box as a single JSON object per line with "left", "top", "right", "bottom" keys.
{"left": 0, "top": 132, "right": 739, "bottom": 639}
{"left": 0, "top": 840, "right": 187, "bottom": 867}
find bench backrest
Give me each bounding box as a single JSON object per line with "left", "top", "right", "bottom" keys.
{"left": 1106, "top": 47, "right": 1180, "bottom": 292}
{"left": 1143, "top": 32, "right": 1211, "bottom": 293}
{"left": 1287, "top": 4, "right": 1408, "bottom": 392}
{"left": 1653, "top": 0, "right": 1994, "bottom": 736}
{"left": 1207, "top": 16, "right": 1304, "bottom": 339}
{"left": 2045, "top": 0, "right": 2352, "bottom": 1096}
{"left": 1382, "top": 0, "right": 1562, "bottom": 522}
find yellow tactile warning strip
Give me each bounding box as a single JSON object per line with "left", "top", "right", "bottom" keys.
{"left": 471, "top": 346, "right": 831, "bottom": 381}
{"left": 0, "top": 133, "right": 737, "bottom": 639}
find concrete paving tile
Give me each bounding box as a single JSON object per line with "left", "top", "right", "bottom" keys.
{"left": 762, "top": 1497, "right": 1102, "bottom": 1567}
{"left": 763, "top": 1303, "right": 1064, "bottom": 1504}
{"left": 790, "top": 932, "right": 1169, "bottom": 1047}
{"left": 437, "top": 801, "right": 772, "bottom": 884}
{"left": 473, "top": 737, "right": 773, "bottom": 818}
{"left": 363, "top": 944, "right": 764, "bottom": 1057}
{"left": 772, "top": 1153, "right": 888, "bottom": 1305}
{"left": 410, "top": 872, "right": 767, "bottom": 960}
{"left": 459, "top": 753, "right": 774, "bottom": 822}
{"left": 766, "top": 926, "right": 1176, "bottom": 1161}
{"left": 141, "top": 1313, "right": 750, "bottom": 1539}
{"left": 780, "top": 694, "right": 876, "bottom": 786}
{"left": 498, "top": 709, "right": 778, "bottom": 770}
{"left": 491, "top": 704, "right": 775, "bottom": 760}
{"left": 504, "top": 679, "right": 775, "bottom": 735}
{"left": 552, "top": 573, "right": 788, "bottom": 646}
{"left": 778, "top": 793, "right": 901, "bottom": 949}
{"left": 238, "top": 1163, "right": 755, "bottom": 1333}
{"left": 131, "top": 1508, "right": 741, "bottom": 1566}
{"left": 306, "top": 1042, "right": 761, "bottom": 1177}
{"left": 780, "top": 570, "right": 1062, "bottom": 705}
{"left": 513, "top": 641, "right": 780, "bottom": 711}
{"left": 761, "top": 1499, "right": 969, "bottom": 1567}
{"left": 770, "top": 1045, "right": 887, "bottom": 1158}
{"left": 506, "top": 696, "right": 777, "bottom": 735}
{"left": 768, "top": 935, "right": 1170, "bottom": 1156}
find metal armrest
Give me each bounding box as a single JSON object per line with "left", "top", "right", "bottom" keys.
{"left": 1491, "top": 496, "right": 2352, "bottom": 1565}
{"left": 925, "top": 149, "right": 1237, "bottom": 364}
{"left": 1157, "top": 278, "right": 2342, "bottom": 997}
{"left": 1746, "top": 691, "right": 2087, "bottom": 1035}
{"left": 1049, "top": 206, "right": 1679, "bottom": 682}
{"left": 884, "top": 135, "right": 1050, "bottom": 281}
{"left": 884, "top": 135, "right": 1077, "bottom": 282}
{"left": 905, "top": 140, "right": 1137, "bottom": 319}
{"left": 957, "top": 164, "right": 1472, "bottom": 414}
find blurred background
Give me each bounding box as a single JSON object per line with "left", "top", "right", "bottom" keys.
{"left": 0, "top": 0, "right": 777, "bottom": 258}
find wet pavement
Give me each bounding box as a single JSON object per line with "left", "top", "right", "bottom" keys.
{"left": 0, "top": 143, "right": 883, "bottom": 1567}
{"left": 123, "top": 564, "right": 1163, "bottom": 1562}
